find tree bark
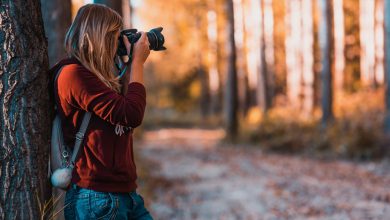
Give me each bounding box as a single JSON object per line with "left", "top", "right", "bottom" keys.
{"left": 94, "top": 0, "right": 123, "bottom": 16}
{"left": 41, "top": 0, "right": 72, "bottom": 67}
{"left": 0, "top": 1, "right": 51, "bottom": 219}
{"left": 224, "top": 0, "right": 238, "bottom": 138}
{"left": 384, "top": 0, "right": 390, "bottom": 133}
{"left": 318, "top": 0, "right": 334, "bottom": 127}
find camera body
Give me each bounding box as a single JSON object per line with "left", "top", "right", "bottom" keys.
{"left": 117, "top": 27, "right": 166, "bottom": 57}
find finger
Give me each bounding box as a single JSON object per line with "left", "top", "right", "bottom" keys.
{"left": 139, "top": 32, "right": 148, "bottom": 43}
{"left": 122, "top": 35, "right": 130, "bottom": 46}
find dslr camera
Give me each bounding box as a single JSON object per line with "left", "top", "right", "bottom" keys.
{"left": 117, "top": 27, "right": 166, "bottom": 57}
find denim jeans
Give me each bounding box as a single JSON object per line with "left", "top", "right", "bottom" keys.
{"left": 64, "top": 184, "right": 153, "bottom": 220}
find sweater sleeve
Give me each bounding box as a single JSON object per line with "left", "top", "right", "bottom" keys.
{"left": 58, "top": 64, "right": 146, "bottom": 128}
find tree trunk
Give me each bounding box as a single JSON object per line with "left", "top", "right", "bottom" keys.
{"left": 234, "top": 0, "right": 251, "bottom": 116}
{"left": 313, "top": 0, "right": 322, "bottom": 108}
{"left": 261, "top": 0, "right": 275, "bottom": 113}
{"left": 384, "top": 0, "right": 390, "bottom": 133}
{"left": 360, "top": 0, "right": 376, "bottom": 87}
{"left": 214, "top": 0, "right": 227, "bottom": 115}
{"left": 333, "top": 0, "right": 345, "bottom": 95}
{"left": 375, "top": 0, "right": 385, "bottom": 86}
{"left": 257, "top": 0, "right": 270, "bottom": 113}
{"left": 244, "top": 0, "right": 261, "bottom": 108}
{"left": 122, "top": 0, "right": 133, "bottom": 28}
{"left": 207, "top": 3, "right": 221, "bottom": 115}
{"left": 318, "top": 0, "right": 334, "bottom": 127}
{"left": 285, "top": 0, "right": 303, "bottom": 109}
{"left": 94, "top": 0, "right": 123, "bottom": 16}
{"left": 301, "top": 0, "right": 315, "bottom": 115}
{"left": 343, "top": 0, "right": 361, "bottom": 92}
{"left": 224, "top": 0, "right": 238, "bottom": 138}
{"left": 0, "top": 1, "right": 51, "bottom": 219}
{"left": 41, "top": 0, "right": 72, "bottom": 67}
{"left": 272, "top": 0, "right": 287, "bottom": 99}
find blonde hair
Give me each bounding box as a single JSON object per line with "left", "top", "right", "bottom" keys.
{"left": 65, "top": 4, "right": 123, "bottom": 93}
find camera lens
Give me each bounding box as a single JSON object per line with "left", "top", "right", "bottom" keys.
{"left": 146, "top": 27, "right": 166, "bottom": 51}
{"left": 117, "top": 27, "right": 166, "bottom": 57}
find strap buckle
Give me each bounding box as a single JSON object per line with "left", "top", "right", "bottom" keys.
{"left": 75, "top": 132, "right": 84, "bottom": 141}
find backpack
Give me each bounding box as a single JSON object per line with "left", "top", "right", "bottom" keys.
{"left": 50, "top": 65, "right": 91, "bottom": 190}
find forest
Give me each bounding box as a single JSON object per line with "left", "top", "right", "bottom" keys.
{"left": 0, "top": 0, "right": 390, "bottom": 219}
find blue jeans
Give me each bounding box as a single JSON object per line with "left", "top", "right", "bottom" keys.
{"left": 64, "top": 184, "right": 153, "bottom": 220}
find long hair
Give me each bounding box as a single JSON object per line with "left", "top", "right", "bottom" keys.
{"left": 65, "top": 4, "right": 123, "bottom": 93}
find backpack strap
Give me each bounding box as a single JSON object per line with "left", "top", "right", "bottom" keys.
{"left": 54, "top": 65, "right": 92, "bottom": 168}
{"left": 70, "top": 111, "right": 91, "bottom": 168}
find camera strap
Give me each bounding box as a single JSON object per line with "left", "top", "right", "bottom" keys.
{"left": 116, "top": 41, "right": 136, "bottom": 78}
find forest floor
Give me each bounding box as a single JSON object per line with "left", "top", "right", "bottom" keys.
{"left": 137, "top": 128, "right": 390, "bottom": 220}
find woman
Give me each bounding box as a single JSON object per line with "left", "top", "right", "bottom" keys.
{"left": 50, "top": 4, "right": 153, "bottom": 219}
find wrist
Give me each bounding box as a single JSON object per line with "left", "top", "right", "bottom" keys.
{"left": 131, "top": 58, "right": 145, "bottom": 67}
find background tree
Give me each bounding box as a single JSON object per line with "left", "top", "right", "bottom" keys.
{"left": 122, "top": 0, "right": 133, "bottom": 28}
{"left": 234, "top": 0, "right": 251, "bottom": 116}
{"left": 224, "top": 0, "right": 238, "bottom": 138}
{"left": 41, "top": 0, "right": 72, "bottom": 67}
{"left": 318, "top": 0, "right": 334, "bottom": 127}
{"left": 343, "top": 0, "right": 361, "bottom": 92}
{"left": 385, "top": 0, "right": 390, "bottom": 133}
{"left": 257, "top": 0, "right": 274, "bottom": 114}
{"left": 360, "top": 0, "right": 376, "bottom": 87}
{"left": 94, "top": 0, "right": 122, "bottom": 16}
{"left": 0, "top": 0, "right": 51, "bottom": 219}
{"left": 333, "top": 0, "right": 345, "bottom": 98}
{"left": 374, "top": 0, "right": 385, "bottom": 86}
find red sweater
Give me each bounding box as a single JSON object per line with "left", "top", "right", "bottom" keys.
{"left": 50, "top": 57, "right": 146, "bottom": 192}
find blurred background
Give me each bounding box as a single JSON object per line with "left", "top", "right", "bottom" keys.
{"left": 42, "top": 0, "right": 390, "bottom": 219}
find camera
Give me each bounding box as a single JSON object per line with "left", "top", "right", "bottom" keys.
{"left": 117, "top": 27, "right": 166, "bottom": 57}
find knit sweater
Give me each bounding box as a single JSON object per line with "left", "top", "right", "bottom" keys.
{"left": 50, "top": 57, "right": 146, "bottom": 192}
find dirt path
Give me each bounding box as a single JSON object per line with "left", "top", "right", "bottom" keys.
{"left": 138, "top": 128, "right": 390, "bottom": 220}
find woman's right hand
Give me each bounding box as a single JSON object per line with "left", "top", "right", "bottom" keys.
{"left": 129, "top": 32, "right": 150, "bottom": 66}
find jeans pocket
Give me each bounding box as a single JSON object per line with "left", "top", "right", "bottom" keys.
{"left": 89, "top": 191, "right": 115, "bottom": 219}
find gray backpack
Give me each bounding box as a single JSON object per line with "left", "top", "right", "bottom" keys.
{"left": 50, "top": 66, "right": 91, "bottom": 190}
